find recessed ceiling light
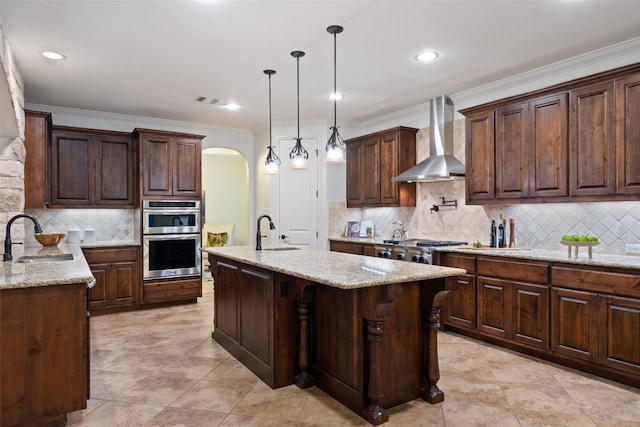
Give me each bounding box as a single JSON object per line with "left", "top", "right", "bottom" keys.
{"left": 223, "top": 103, "right": 242, "bottom": 110}
{"left": 41, "top": 51, "right": 65, "bottom": 60}
{"left": 416, "top": 51, "right": 439, "bottom": 62}
{"left": 329, "top": 92, "right": 343, "bottom": 101}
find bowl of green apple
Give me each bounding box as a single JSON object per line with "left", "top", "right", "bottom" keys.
{"left": 560, "top": 234, "right": 599, "bottom": 259}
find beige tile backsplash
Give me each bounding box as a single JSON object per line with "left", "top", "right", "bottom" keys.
{"left": 24, "top": 208, "right": 135, "bottom": 243}
{"left": 329, "top": 118, "right": 640, "bottom": 255}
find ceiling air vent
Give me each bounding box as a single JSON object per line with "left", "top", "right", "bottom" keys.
{"left": 194, "top": 96, "right": 207, "bottom": 103}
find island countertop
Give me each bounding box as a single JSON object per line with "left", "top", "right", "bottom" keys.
{"left": 202, "top": 245, "right": 465, "bottom": 289}
{"left": 1, "top": 244, "right": 94, "bottom": 290}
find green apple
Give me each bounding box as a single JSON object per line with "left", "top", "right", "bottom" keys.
{"left": 578, "top": 235, "right": 590, "bottom": 242}
{"left": 588, "top": 235, "right": 599, "bottom": 242}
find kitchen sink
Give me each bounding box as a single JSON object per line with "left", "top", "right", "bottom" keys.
{"left": 262, "top": 247, "right": 301, "bottom": 251}
{"left": 16, "top": 253, "right": 74, "bottom": 263}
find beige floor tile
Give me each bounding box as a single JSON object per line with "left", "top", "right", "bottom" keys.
{"left": 232, "top": 383, "right": 307, "bottom": 421}
{"left": 442, "top": 401, "right": 521, "bottom": 427}
{"left": 437, "top": 375, "right": 509, "bottom": 408}
{"left": 385, "top": 399, "right": 445, "bottom": 426}
{"left": 295, "top": 393, "right": 370, "bottom": 426}
{"left": 169, "top": 379, "right": 253, "bottom": 412}
{"left": 203, "top": 357, "right": 261, "bottom": 388}
{"left": 499, "top": 381, "right": 584, "bottom": 416}
{"left": 146, "top": 406, "right": 227, "bottom": 427}
{"left": 112, "top": 372, "right": 198, "bottom": 406}
{"left": 562, "top": 382, "right": 640, "bottom": 423}
{"left": 71, "top": 401, "right": 164, "bottom": 427}
{"left": 89, "top": 369, "right": 150, "bottom": 400}
{"left": 220, "top": 414, "right": 316, "bottom": 426}
{"left": 516, "top": 409, "right": 598, "bottom": 427}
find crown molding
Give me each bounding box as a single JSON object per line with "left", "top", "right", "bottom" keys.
{"left": 451, "top": 36, "right": 640, "bottom": 112}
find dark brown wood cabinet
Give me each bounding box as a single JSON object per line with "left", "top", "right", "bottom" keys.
{"left": 615, "top": 71, "right": 640, "bottom": 195}
{"left": 438, "top": 250, "right": 640, "bottom": 388}
{"left": 0, "top": 283, "right": 88, "bottom": 426}
{"left": 83, "top": 246, "right": 140, "bottom": 313}
{"left": 209, "top": 255, "right": 297, "bottom": 388}
{"left": 345, "top": 126, "right": 417, "bottom": 208}
{"left": 24, "top": 110, "right": 51, "bottom": 209}
{"left": 329, "top": 239, "right": 377, "bottom": 257}
{"left": 462, "top": 62, "right": 640, "bottom": 204}
{"left": 135, "top": 128, "right": 204, "bottom": 198}
{"left": 49, "top": 126, "right": 135, "bottom": 207}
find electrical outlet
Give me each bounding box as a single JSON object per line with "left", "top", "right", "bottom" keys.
{"left": 625, "top": 244, "right": 640, "bottom": 254}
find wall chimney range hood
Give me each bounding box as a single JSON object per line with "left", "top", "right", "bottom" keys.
{"left": 393, "top": 95, "right": 465, "bottom": 182}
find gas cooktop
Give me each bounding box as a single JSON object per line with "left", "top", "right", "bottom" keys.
{"left": 382, "top": 239, "right": 467, "bottom": 247}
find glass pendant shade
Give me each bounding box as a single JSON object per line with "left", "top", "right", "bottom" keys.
{"left": 289, "top": 50, "right": 308, "bottom": 170}
{"left": 263, "top": 69, "right": 280, "bottom": 175}
{"left": 325, "top": 25, "right": 346, "bottom": 163}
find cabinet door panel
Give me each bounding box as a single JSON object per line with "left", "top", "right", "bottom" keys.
{"left": 362, "top": 137, "right": 381, "bottom": 204}
{"left": 112, "top": 263, "right": 137, "bottom": 305}
{"left": 173, "top": 138, "right": 201, "bottom": 196}
{"left": 50, "top": 131, "right": 93, "bottom": 206}
{"left": 96, "top": 134, "right": 134, "bottom": 205}
{"left": 446, "top": 274, "right": 476, "bottom": 329}
{"left": 466, "top": 110, "right": 495, "bottom": 202}
{"left": 88, "top": 265, "right": 109, "bottom": 308}
{"left": 24, "top": 111, "right": 50, "bottom": 209}
{"left": 616, "top": 73, "right": 640, "bottom": 194}
{"left": 240, "top": 268, "right": 274, "bottom": 367}
{"left": 512, "top": 282, "right": 549, "bottom": 350}
{"left": 599, "top": 295, "right": 640, "bottom": 373}
{"left": 477, "top": 276, "right": 509, "bottom": 338}
{"left": 142, "top": 135, "right": 172, "bottom": 196}
{"left": 380, "top": 132, "right": 399, "bottom": 204}
{"left": 214, "top": 260, "right": 240, "bottom": 341}
{"left": 496, "top": 103, "right": 529, "bottom": 198}
{"left": 529, "top": 94, "right": 569, "bottom": 197}
{"left": 551, "top": 287, "right": 598, "bottom": 362}
{"left": 570, "top": 82, "right": 616, "bottom": 196}
{"left": 346, "top": 141, "right": 364, "bottom": 206}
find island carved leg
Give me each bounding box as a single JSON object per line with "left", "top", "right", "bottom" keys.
{"left": 420, "top": 288, "right": 450, "bottom": 404}
{"left": 294, "top": 300, "right": 315, "bottom": 388}
{"left": 362, "top": 319, "right": 389, "bottom": 426}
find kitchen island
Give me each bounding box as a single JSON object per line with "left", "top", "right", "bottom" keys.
{"left": 0, "top": 243, "right": 94, "bottom": 427}
{"left": 203, "top": 245, "right": 465, "bottom": 425}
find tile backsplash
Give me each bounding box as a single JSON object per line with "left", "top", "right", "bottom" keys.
{"left": 24, "top": 208, "right": 135, "bottom": 243}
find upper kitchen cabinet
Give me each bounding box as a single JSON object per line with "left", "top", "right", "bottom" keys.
{"left": 135, "top": 129, "right": 204, "bottom": 199}
{"left": 345, "top": 126, "right": 417, "bottom": 208}
{"left": 461, "top": 62, "right": 640, "bottom": 204}
{"left": 615, "top": 72, "right": 640, "bottom": 195}
{"left": 49, "top": 126, "right": 135, "bottom": 208}
{"left": 24, "top": 110, "right": 51, "bottom": 209}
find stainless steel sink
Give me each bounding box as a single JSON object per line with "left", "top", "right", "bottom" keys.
{"left": 16, "top": 253, "right": 74, "bottom": 263}
{"left": 262, "top": 247, "right": 301, "bottom": 251}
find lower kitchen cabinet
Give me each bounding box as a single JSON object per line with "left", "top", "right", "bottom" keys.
{"left": 83, "top": 246, "right": 140, "bottom": 313}
{"left": 142, "top": 276, "right": 202, "bottom": 305}
{"left": 329, "top": 240, "right": 377, "bottom": 257}
{"left": 439, "top": 251, "right": 640, "bottom": 388}
{"left": 209, "top": 255, "right": 297, "bottom": 388}
{"left": 0, "top": 283, "right": 88, "bottom": 426}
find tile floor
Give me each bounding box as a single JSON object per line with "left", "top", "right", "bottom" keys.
{"left": 69, "top": 282, "right": 640, "bottom": 427}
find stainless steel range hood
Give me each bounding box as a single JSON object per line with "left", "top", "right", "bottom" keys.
{"left": 393, "top": 95, "right": 465, "bottom": 182}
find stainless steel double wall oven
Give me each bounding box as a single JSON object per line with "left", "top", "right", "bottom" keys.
{"left": 142, "top": 200, "right": 201, "bottom": 280}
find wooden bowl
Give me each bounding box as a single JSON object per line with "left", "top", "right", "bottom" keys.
{"left": 34, "top": 233, "right": 66, "bottom": 247}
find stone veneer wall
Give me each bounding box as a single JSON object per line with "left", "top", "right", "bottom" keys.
{"left": 0, "top": 20, "right": 27, "bottom": 241}
{"left": 329, "top": 118, "right": 640, "bottom": 256}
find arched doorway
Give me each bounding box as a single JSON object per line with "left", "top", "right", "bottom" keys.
{"left": 201, "top": 148, "right": 249, "bottom": 246}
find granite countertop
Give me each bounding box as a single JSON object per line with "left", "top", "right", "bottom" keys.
{"left": 1, "top": 243, "right": 94, "bottom": 290}
{"left": 436, "top": 246, "right": 640, "bottom": 271}
{"left": 80, "top": 239, "right": 140, "bottom": 249}
{"left": 202, "top": 245, "right": 465, "bottom": 289}
{"left": 329, "top": 236, "right": 389, "bottom": 245}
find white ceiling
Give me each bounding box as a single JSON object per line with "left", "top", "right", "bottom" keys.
{"left": 2, "top": 0, "right": 640, "bottom": 130}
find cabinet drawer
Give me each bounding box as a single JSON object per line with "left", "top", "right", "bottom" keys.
{"left": 83, "top": 247, "right": 138, "bottom": 264}
{"left": 143, "top": 278, "right": 201, "bottom": 303}
{"left": 552, "top": 266, "right": 640, "bottom": 298}
{"left": 477, "top": 257, "right": 548, "bottom": 283}
{"left": 329, "top": 241, "right": 363, "bottom": 255}
{"left": 443, "top": 253, "right": 476, "bottom": 273}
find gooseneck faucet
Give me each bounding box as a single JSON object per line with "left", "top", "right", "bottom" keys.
{"left": 4, "top": 214, "right": 43, "bottom": 261}
{"left": 256, "top": 214, "right": 276, "bottom": 251}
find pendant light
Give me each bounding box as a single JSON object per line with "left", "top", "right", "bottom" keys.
{"left": 289, "top": 50, "right": 309, "bottom": 170}
{"left": 264, "top": 69, "right": 280, "bottom": 175}
{"left": 325, "top": 25, "right": 346, "bottom": 163}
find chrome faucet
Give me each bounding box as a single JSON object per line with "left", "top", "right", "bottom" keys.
{"left": 391, "top": 220, "right": 407, "bottom": 241}
{"left": 256, "top": 214, "right": 276, "bottom": 251}
{"left": 4, "top": 214, "right": 43, "bottom": 261}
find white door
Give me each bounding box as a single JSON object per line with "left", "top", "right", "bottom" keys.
{"left": 277, "top": 137, "right": 319, "bottom": 248}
